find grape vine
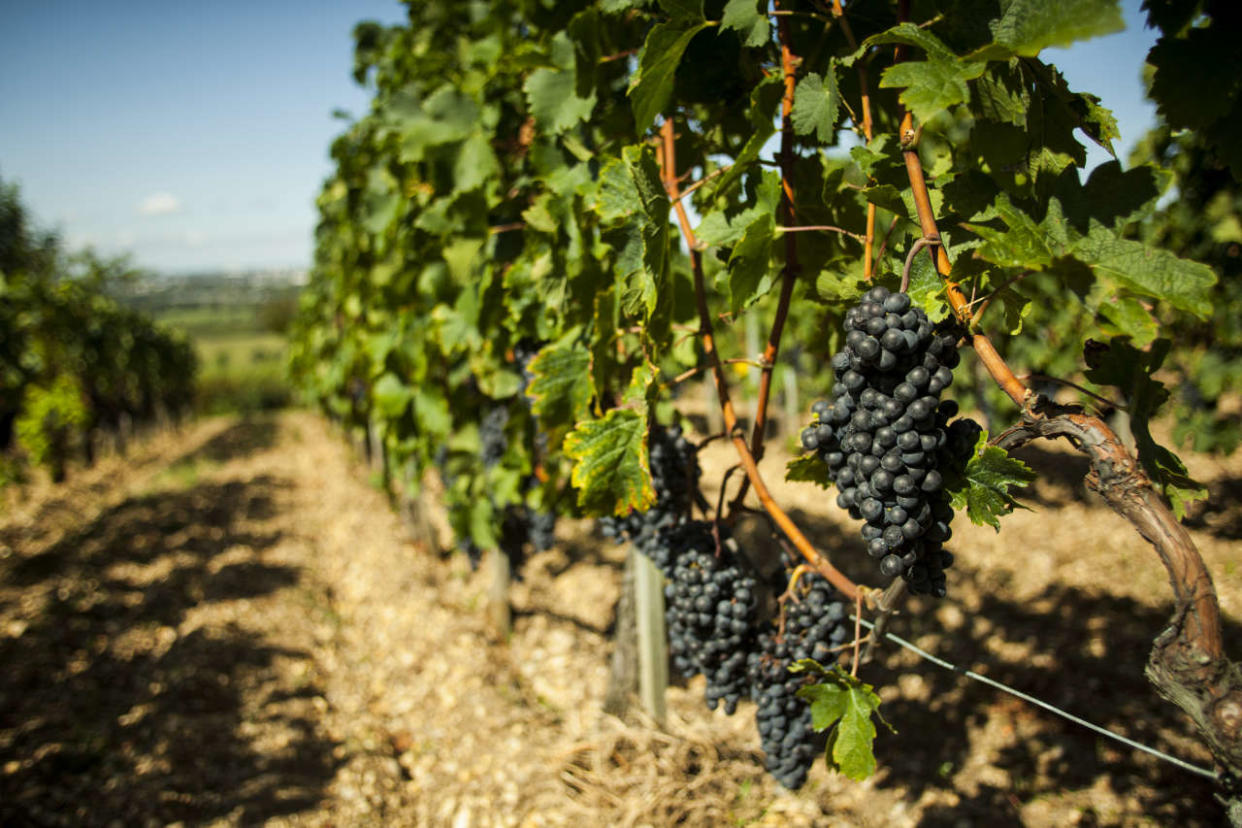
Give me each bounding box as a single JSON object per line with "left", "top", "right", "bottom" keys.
{"left": 288, "top": 0, "right": 1242, "bottom": 810}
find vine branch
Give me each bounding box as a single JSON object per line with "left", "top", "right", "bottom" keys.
{"left": 730, "top": 2, "right": 806, "bottom": 511}
{"left": 830, "top": 0, "right": 875, "bottom": 277}
{"left": 896, "top": 97, "right": 1241, "bottom": 787}
{"left": 659, "top": 117, "right": 860, "bottom": 603}
{"left": 899, "top": 112, "right": 1029, "bottom": 408}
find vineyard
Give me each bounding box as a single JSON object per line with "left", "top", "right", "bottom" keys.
{"left": 3, "top": 0, "right": 1242, "bottom": 823}
{"left": 0, "top": 181, "right": 197, "bottom": 485}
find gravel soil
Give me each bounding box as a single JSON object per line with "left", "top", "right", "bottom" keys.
{"left": 1, "top": 409, "right": 1238, "bottom": 826}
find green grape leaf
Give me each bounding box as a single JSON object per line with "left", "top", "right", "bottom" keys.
{"left": 1071, "top": 225, "right": 1217, "bottom": 319}
{"left": 392, "top": 85, "right": 479, "bottom": 162}
{"left": 972, "top": 62, "right": 1030, "bottom": 126}
{"left": 727, "top": 213, "right": 775, "bottom": 312}
{"left": 792, "top": 68, "right": 842, "bottom": 143}
{"left": 602, "top": 0, "right": 648, "bottom": 12}
{"left": 522, "top": 194, "right": 559, "bottom": 234}
{"left": 374, "top": 372, "right": 412, "bottom": 418}
{"left": 797, "top": 666, "right": 888, "bottom": 781}
{"left": 453, "top": 131, "right": 500, "bottom": 193}
{"left": 865, "top": 22, "right": 958, "bottom": 60}
{"left": 945, "top": 431, "right": 1036, "bottom": 529}
{"left": 1098, "top": 295, "right": 1159, "bottom": 347}
{"left": 466, "top": 496, "right": 500, "bottom": 550}
{"left": 526, "top": 329, "right": 595, "bottom": 433}
{"left": 362, "top": 168, "right": 402, "bottom": 237}
{"left": 711, "top": 74, "right": 782, "bottom": 199}
{"left": 413, "top": 387, "right": 451, "bottom": 437}
{"left": 974, "top": 0, "right": 1124, "bottom": 60}
{"left": 597, "top": 145, "right": 671, "bottom": 321}
{"left": 905, "top": 250, "right": 951, "bottom": 322}
{"left": 659, "top": 0, "right": 703, "bottom": 20}
{"left": 525, "top": 34, "right": 597, "bottom": 135}
{"left": 525, "top": 67, "right": 597, "bottom": 134}
{"left": 591, "top": 287, "right": 619, "bottom": 407}
{"left": 1148, "top": 23, "right": 1241, "bottom": 135}
{"left": 1075, "top": 91, "right": 1121, "bottom": 156}
{"left": 859, "top": 184, "right": 907, "bottom": 216}
{"left": 720, "top": 0, "right": 768, "bottom": 47}
{"left": 866, "top": 25, "right": 983, "bottom": 122}
{"left": 786, "top": 453, "right": 831, "bottom": 490}
{"left": 597, "top": 159, "right": 644, "bottom": 222}
{"left": 1073, "top": 161, "right": 1165, "bottom": 231}
{"left": 963, "top": 195, "right": 1057, "bottom": 270}
{"left": 629, "top": 19, "right": 710, "bottom": 133}
{"left": 879, "top": 58, "right": 986, "bottom": 123}
{"left": 816, "top": 266, "right": 869, "bottom": 303}
{"left": 696, "top": 170, "right": 781, "bottom": 247}
{"left": 564, "top": 407, "right": 655, "bottom": 516}
{"left": 1083, "top": 338, "right": 1208, "bottom": 517}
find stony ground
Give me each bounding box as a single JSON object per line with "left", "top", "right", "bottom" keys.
{"left": 1, "top": 409, "right": 1238, "bottom": 826}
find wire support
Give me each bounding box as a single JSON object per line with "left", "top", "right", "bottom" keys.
{"left": 852, "top": 615, "right": 1221, "bottom": 782}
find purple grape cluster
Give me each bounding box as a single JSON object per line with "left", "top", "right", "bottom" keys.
{"left": 659, "top": 521, "right": 759, "bottom": 715}
{"left": 747, "top": 573, "right": 850, "bottom": 789}
{"left": 801, "top": 285, "right": 980, "bottom": 596}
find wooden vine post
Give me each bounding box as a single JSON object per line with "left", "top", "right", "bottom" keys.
{"left": 633, "top": 548, "right": 669, "bottom": 723}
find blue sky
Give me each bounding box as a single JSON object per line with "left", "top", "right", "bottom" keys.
{"left": 0, "top": 0, "right": 1159, "bottom": 275}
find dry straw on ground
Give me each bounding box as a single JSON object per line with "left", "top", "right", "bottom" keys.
{"left": 1, "top": 409, "right": 1236, "bottom": 825}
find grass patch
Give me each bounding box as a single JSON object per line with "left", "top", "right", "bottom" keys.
{"left": 196, "top": 332, "right": 287, "bottom": 375}
{"left": 157, "top": 305, "right": 261, "bottom": 336}
{"left": 196, "top": 364, "right": 292, "bottom": 415}
{"left": 156, "top": 315, "right": 293, "bottom": 416}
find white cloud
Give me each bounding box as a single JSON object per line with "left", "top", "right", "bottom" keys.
{"left": 137, "top": 192, "right": 182, "bottom": 216}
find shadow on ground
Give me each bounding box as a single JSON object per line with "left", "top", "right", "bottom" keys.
{"left": 869, "top": 574, "right": 1231, "bottom": 826}
{"left": 1185, "top": 474, "right": 1242, "bottom": 540}
{"left": 0, "top": 474, "right": 339, "bottom": 826}
{"left": 751, "top": 501, "right": 1229, "bottom": 824}
{"left": 173, "top": 416, "right": 280, "bottom": 468}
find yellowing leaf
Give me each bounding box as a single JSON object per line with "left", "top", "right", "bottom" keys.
{"left": 563, "top": 407, "right": 654, "bottom": 516}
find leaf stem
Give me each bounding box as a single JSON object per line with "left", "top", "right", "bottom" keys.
{"left": 972, "top": 269, "right": 1032, "bottom": 324}
{"left": 779, "top": 224, "right": 865, "bottom": 241}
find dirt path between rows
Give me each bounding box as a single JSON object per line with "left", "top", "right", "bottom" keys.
{"left": 1, "top": 411, "right": 1237, "bottom": 826}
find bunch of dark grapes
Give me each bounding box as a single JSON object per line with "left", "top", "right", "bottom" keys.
{"left": 498, "top": 505, "right": 531, "bottom": 576}
{"left": 520, "top": 476, "right": 557, "bottom": 553}
{"left": 598, "top": 424, "right": 699, "bottom": 567}
{"left": 656, "top": 521, "right": 759, "bottom": 714}
{"left": 800, "top": 285, "right": 980, "bottom": 596}
{"left": 748, "top": 573, "right": 851, "bottom": 789}
{"left": 527, "top": 508, "right": 556, "bottom": 551}
{"left": 480, "top": 404, "right": 510, "bottom": 468}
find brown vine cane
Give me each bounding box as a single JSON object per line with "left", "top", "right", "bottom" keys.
{"left": 658, "top": 118, "right": 863, "bottom": 604}
{"left": 895, "top": 100, "right": 1241, "bottom": 786}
